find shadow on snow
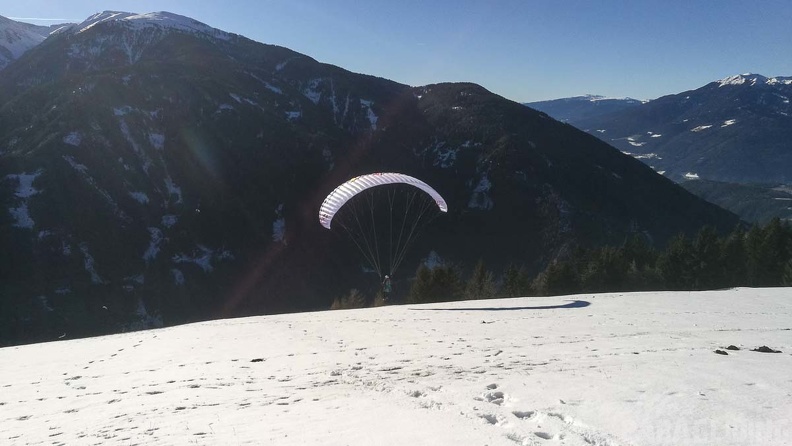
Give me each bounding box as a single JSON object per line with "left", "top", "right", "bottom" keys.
{"left": 410, "top": 299, "right": 591, "bottom": 311}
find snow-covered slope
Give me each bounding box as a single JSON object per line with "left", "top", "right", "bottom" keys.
{"left": 1, "top": 288, "right": 790, "bottom": 445}
{"left": 0, "top": 15, "right": 57, "bottom": 69}
{"left": 717, "top": 73, "right": 792, "bottom": 87}
{"left": 73, "top": 10, "right": 233, "bottom": 40}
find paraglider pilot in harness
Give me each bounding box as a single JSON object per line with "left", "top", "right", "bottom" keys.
{"left": 382, "top": 275, "right": 392, "bottom": 301}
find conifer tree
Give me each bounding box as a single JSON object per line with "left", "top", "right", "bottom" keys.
{"left": 408, "top": 265, "right": 434, "bottom": 304}
{"left": 783, "top": 259, "right": 792, "bottom": 287}
{"left": 693, "top": 226, "right": 721, "bottom": 290}
{"left": 657, "top": 234, "right": 695, "bottom": 290}
{"left": 581, "top": 246, "right": 627, "bottom": 292}
{"left": 720, "top": 226, "right": 747, "bottom": 288}
{"left": 533, "top": 261, "right": 579, "bottom": 296}
{"left": 408, "top": 264, "right": 462, "bottom": 304}
{"left": 501, "top": 264, "right": 531, "bottom": 297}
{"left": 465, "top": 259, "right": 497, "bottom": 300}
{"left": 745, "top": 225, "right": 764, "bottom": 286}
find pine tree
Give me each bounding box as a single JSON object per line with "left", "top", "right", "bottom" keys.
{"left": 501, "top": 264, "right": 531, "bottom": 297}
{"left": 745, "top": 225, "right": 764, "bottom": 286}
{"left": 783, "top": 259, "right": 792, "bottom": 286}
{"left": 408, "top": 265, "right": 434, "bottom": 304}
{"left": 657, "top": 234, "right": 695, "bottom": 290}
{"left": 720, "top": 226, "right": 747, "bottom": 288}
{"left": 533, "top": 261, "right": 579, "bottom": 296}
{"left": 581, "top": 246, "right": 627, "bottom": 292}
{"left": 465, "top": 259, "right": 497, "bottom": 300}
{"left": 408, "top": 264, "right": 462, "bottom": 304}
{"left": 693, "top": 226, "right": 721, "bottom": 290}
{"left": 622, "top": 233, "right": 656, "bottom": 270}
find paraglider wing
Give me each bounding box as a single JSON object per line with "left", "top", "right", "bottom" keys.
{"left": 319, "top": 173, "right": 448, "bottom": 229}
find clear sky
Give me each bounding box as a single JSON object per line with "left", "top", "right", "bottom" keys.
{"left": 5, "top": 0, "right": 792, "bottom": 102}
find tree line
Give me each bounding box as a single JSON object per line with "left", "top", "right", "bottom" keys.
{"left": 405, "top": 218, "right": 792, "bottom": 304}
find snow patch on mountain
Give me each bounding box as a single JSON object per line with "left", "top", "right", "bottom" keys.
{"left": 360, "top": 99, "right": 378, "bottom": 130}
{"left": 248, "top": 73, "right": 284, "bottom": 94}
{"left": 63, "top": 131, "right": 82, "bottom": 146}
{"left": 171, "top": 268, "right": 185, "bottom": 285}
{"left": 79, "top": 243, "right": 106, "bottom": 284}
{"left": 433, "top": 146, "right": 459, "bottom": 168}
{"left": 468, "top": 175, "right": 494, "bottom": 210}
{"left": 303, "top": 79, "right": 322, "bottom": 104}
{"left": 172, "top": 245, "right": 228, "bottom": 273}
{"left": 173, "top": 245, "right": 214, "bottom": 272}
{"left": 5, "top": 171, "right": 42, "bottom": 228}
{"left": 129, "top": 191, "right": 149, "bottom": 204}
{"left": 216, "top": 104, "right": 235, "bottom": 113}
{"left": 623, "top": 152, "right": 661, "bottom": 160}
{"left": 164, "top": 176, "right": 183, "bottom": 204}
{"left": 63, "top": 155, "right": 88, "bottom": 173}
{"left": 143, "top": 227, "right": 163, "bottom": 263}
{"left": 691, "top": 125, "right": 713, "bottom": 132}
{"left": 8, "top": 204, "right": 34, "bottom": 228}
{"left": 161, "top": 214, "right": 178, "bottom": 228}
{"left": 118, "top": 118, "right": 153, "bottom": 173}
{"left": 148, "top": 133, "right": 165, "bottom": 150}
{"left": 8, "top": 171, "right": 41, "bottom": 198}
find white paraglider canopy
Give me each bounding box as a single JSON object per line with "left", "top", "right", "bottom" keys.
{"left": 319, "top": 173, "right": 447, "bottom": 229}
{"left": 318, "top": 172, "right": 448, "bottom": 277}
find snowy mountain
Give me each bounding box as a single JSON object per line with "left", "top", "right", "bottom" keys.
{"left": 72, "top": 11, "right": 233, "bottom": 40}
{"left": 569, "top": 73, "right": 792, "bottom": 185}
{"left": 0, "top": 11, "right": 739, "bottom": 346}
{"left": 1, "top": 288, "right": 790, "bottom": 445}
{"left": 525, "top": 95, "right": 643, "bottom": 123}
{"left": 0, "top": 15, "right": 70, "bottom": 70}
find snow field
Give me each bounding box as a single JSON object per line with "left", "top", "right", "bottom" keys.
{"left": 1, "top": 288, "right": 790, "bottom": 445}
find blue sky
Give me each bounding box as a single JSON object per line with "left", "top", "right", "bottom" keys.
{"left": 5, "top": 0, "right": 792, "bottom": 102}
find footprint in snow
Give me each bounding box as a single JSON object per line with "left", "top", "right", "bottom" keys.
{"left": 512, "top": 410, "right": 535, "bottom": 420}
{"left": 478, "top": 413, "right": 501, "bottom": 425}
{"left": 480, "top": 391, "right": 505, "bottom": 405}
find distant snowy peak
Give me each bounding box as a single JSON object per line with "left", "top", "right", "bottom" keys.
{"left": 0, "top": 15, "right": 55, "bottom": 68}
{"left": 552, "top": 94, "right": 643, "bottom": 104}
{"left": 717, "top": 73, "right": 792, "bottom": 87}
{"left": 583, "top": 94, "right": 644, "bottom": 103}
{"left": 75, "top": 11, "right": 233, "bottom": 40}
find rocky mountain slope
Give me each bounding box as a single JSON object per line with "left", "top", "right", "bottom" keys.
{"left": 0, "top": 11, "right": 740, "bottom": 346}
